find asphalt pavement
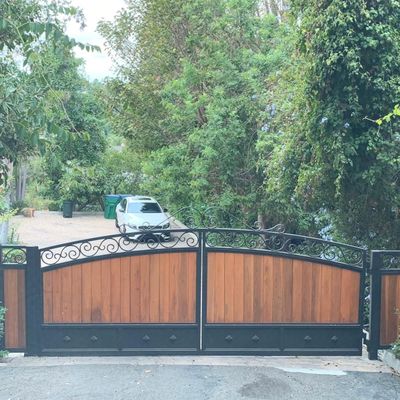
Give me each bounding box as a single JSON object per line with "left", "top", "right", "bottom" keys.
{"left": 1, "top": 355, "right": 399, "bottom": 400}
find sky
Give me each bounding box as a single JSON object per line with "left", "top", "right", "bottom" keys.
{"left": 66, "top": 0, "right": 126, "bottom": 80}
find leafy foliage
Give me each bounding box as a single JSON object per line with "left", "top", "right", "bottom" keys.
{"left": 0, "top": 0, "right": 100, "bottom": 184}
{"left": 0, "top": 305, "right": 6, "bottom": 358}
{"left": 101, "top": 0, "right": 293, "bottom": 227}
{"left": 263, "top": 0, "right": 400, "bottom": 247}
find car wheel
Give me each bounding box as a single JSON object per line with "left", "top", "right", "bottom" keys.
{"left": 115, "top": 218, "right": 119, "bottom": 228}
{"left": 119, "top": 224, "right": 126, "bottom": 234}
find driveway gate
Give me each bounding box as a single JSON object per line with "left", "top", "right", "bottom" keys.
{"left": 1, "top": 228, "right": 369, "bottom": 356}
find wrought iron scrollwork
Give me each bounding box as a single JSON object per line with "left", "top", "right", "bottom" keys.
{"left": 40, "top": 229, "right": 199, "bottom": 266}
{"left": 381, "top": 253, "right": 400, "bottom": 269}
{"left": 204, "top": 229, "right": 364, "bottom": 267}
{"left": 40, "top": 226, "right": 365, "bottom": 268}
{"left": 0, "top": 246, "right": 27, "bottom": 264}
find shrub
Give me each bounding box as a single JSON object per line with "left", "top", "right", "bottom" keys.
{"left": 393, "top": 339, "right": 400, "bottom": 359}
{"left": 0, "top": 305, "right": 7, "bottom": 358}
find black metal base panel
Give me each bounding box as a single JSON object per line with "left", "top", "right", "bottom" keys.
{"left": 38, "top": 324, "right": 199, "bottom": 356}
{"left": 202, "top": 324, "right": 362, "bottom": 356}
{"left": 36, "top": 323, "right": 362, "bottom": 356}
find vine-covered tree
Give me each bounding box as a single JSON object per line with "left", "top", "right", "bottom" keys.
{"left": 263, "top": 0, "right": 400, "bottom": 247}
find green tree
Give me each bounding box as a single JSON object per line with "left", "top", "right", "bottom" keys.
{"left": 101, "top": 0, "right": 292, "bottom": 226}
{"left": 264, "top": 0, "right": 400, "bottom": 247}
{"left": 0, "top": 0, "right": 98, "bottom": 184}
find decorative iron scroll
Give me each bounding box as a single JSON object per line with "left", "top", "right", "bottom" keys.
{"left": 0, "top": 246, "right": 27, "bottom": 265}
{"left": 381, "top": 253, "right": 400, "bottom": 269}
{"left": 40, "top": 226, "right": 365, "bottom": 268}
{"left": 40, "top": 229, "right": 199, "bottom": 266}
{"left": 205, "top": 229, "right": 365, "bottom": 267}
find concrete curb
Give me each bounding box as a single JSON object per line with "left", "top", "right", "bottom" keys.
{"left": 380, "top": 350, "right": 400, "bottom": 374}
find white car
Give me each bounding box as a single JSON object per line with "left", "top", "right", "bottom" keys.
{"left": 115, "top": 196, "right": 171, "bottom": 241}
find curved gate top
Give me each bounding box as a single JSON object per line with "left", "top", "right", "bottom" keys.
{"left": 1, "top": 227, "right": 367, "bottom": 356}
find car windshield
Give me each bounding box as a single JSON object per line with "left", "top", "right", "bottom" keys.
{"left": 127, "top": 202, "right": 162, "bottom": 213}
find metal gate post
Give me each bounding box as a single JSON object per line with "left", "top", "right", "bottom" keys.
{"left": 368, "top": 251, "right": 382, "bottom": 360}
{"left": 25, "top": 247, "right": 42, "bottom": 356}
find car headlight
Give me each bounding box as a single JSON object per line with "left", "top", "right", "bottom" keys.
{"left": 128, "top": 223, "right": 137, "bottom": 229}
{"left": 163, "top": 223, "right": 170, "bottom": 229}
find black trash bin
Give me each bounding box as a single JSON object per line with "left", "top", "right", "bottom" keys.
{"left": 63, "top": 200, "right": 74, "bottom": 218}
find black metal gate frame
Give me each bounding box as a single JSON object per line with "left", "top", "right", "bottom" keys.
{"left": 367, "top": 250, "right": 400, "bottom": 360}
{"left": 1, "top": 228, "right": 371, "bottom": 356}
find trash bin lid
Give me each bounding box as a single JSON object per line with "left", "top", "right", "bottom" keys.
{"left": 104, "top": 195, "right": 122, "bottom": 200}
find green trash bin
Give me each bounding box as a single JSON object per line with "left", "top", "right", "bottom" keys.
{"left": 63, "top": 200, "right": 74, "bottom": 218}
{"left": 104, "top": 195, "right": 122, "bottom": 219}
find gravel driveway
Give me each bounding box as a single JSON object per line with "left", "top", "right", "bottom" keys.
{"left": 11, "top": 211, "right": 117, "bottom": 248}
{"left": 11, "top": 211, "right": 185, "bottom": 249}
{"left": 1, "top": 355, "right": 399, "bottom": 400}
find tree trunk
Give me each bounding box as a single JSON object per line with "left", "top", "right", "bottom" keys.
{"left": 14, "top": 162, "right": 28, "bottom": 202}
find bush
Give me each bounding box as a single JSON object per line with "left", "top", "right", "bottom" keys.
{"left": 393, "top": 340, "right": 400, "bottom": 359}
{"left": 47, "top": 201, "right": 61, "bottom": 211}
{"left": 0, "top": 305, "right": 7, "bottom": 358}
{"left": 11, "top": 200, "right": 28, "bottom": 214}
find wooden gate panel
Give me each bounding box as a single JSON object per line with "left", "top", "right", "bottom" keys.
{"left": 4, "top": 269, "right": 26, "bottom": 349}
{"left": 206, "top": 252, "right": 360, "bottom": 324}
{"left": 380, "top": 275, "right": 400, "bottom": 346}
{"left": 43, "top": 252, "right": 197, "bottom": 324}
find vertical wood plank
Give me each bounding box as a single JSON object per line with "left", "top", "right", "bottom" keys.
{"left": 81, "top": 262, "right": 92, "bottom": 322}
{"left": 206, "top": 252, "right": 215, "bottom": 323}
{"left": 271, "top": 257, "right": 283, "bottom": 322}
{"left": 4, "top": 270, "right": 26, "bottom": 349}
{"left": 253, "top": 255, "right": 264, "bottom": 323}
{"left": 233, "top": 253, "right": 244, "bottom": 323}
{"left": 320, "top": 264, "right": 333, "bottom": 323}
{"left": 177, "top": 253, "right": 189, "bottom": 322}
{"left": 339, "top": 269, "right": 353, "bottom": 323}
{"left": 120, "top": 257, "right": 131, "bottom": 322}
{"left": 282, "top": 258, "right": 293, "bottom": 323}
{"left": 159, "top": 253, "right": 170, "bottom": 322}
{"left": 149, "top": 254, "right": 160, "bottom": 322}
{"left": 243, "top": 254, "right": 254, "bottom": 322}
{"left": 215, "top": 253, "right": 226, "bottom": 322}
{"left": 262, "top": 255, "right": 273, "bottom": 323}
{"left": 91, "top": 261, "right": 102, "bottom": 322}
{"left": 187, "top": 252, "right": 197, "bottom": 323}
{"left": 224, "top": 252, "right": 235, "bottom": 323}
{"left": 51, "top": 269, "right": 62, "bottom": 322}
{"left": 61, "top": 266, "right": 72, "bottom": 322}
{"left": 110, "top": 258, "right": 121, "bottom": 322}
{"left": 100, "top": 259, "right": 111, "bottom": 322}
{"left": 310, "top": 263, "right": 321, "bottom": 323}
{"left": 139, "top": 255, "right": 150, "bottom": 322}
{"left": 131, "top": 255, "right": 142, "bottom": 322}
{"left": 71, "top": 265, "right": 82, "bottom": 323}
{"left": 291, "top": 260, "right": 303, "bottom": 322}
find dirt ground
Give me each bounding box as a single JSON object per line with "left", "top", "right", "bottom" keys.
{"left": 11, "top": 211, "right": 117, "bottom": 247}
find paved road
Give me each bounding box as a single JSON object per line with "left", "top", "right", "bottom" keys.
{"left": 1, "top": 355, "right": 399, "bottom": 400}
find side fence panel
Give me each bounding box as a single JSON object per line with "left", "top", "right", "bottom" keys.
{"left": 368, "top": 250, "right": 400, "bottom": 360}
{"left": 0, "top": 246, "right": 32, "bottom": 352}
